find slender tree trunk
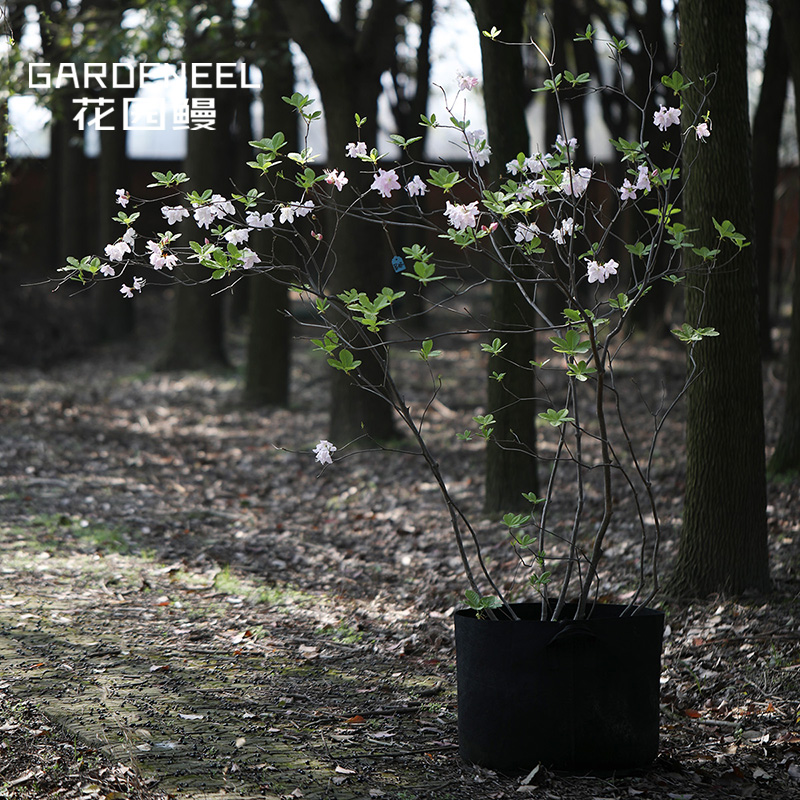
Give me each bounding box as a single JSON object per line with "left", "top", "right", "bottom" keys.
{"left": 244, "top": 0, "right": 295, "bottom": 406}
{"left": 95, "top": 93, "right": 135, "bottom": 341}
{"left": 670, "top": 0, "right": 770, "bottom": 597}
{"left": 751, "top": 5, "right": 789, "bottom": 360}
{"left": 157, "top": 83, "right": 229, "bottom": 371}
{"left": 470, "top": 0, "right": 538, "bottom": 512}
{"left": 768, "top": 0, "right": 800, "bottom": 474}
{"left": 276, "top": 0, "right": 399, "bottom": 444}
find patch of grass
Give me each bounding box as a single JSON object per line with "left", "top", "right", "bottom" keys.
{"left": 316, "top": 622, "right": 364, "bottom": 645}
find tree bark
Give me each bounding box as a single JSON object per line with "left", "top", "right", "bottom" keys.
{"left": 276, "top": 0, "right": 399, "bottom": 444}
{"left": 670, "top": 0, "right": 770, "bottom": 597}
{"left": 768, "top": 0, "right": 800, "bottom": 475}
{"left": 243, "top": 0, "right": 295, "bottom": 407}
{"left": 751, "top": 4, "right": 789, "bottom": 359}
{"left": 469, "top": 0, "right": 538, "bottom": 512}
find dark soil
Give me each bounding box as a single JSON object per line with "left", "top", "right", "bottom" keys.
{"left": 0, "top": 318, "right": 799, "bottom": 800}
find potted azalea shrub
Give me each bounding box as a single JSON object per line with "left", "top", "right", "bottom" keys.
{"left": 60, "top": 32, "right": 745, "bottom": 773}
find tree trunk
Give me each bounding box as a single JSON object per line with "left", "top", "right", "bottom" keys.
{"left": 768, "top": 0, "right": 800, "bottom": 475}
{"left": 243, "top": 0, "right": 295, "bottom": 407}
{"left": 670, "top": 0, "right": 770, "bottom": 597}
{"left": 751, "top": 5, "right": 789, "bottom": 359}
{"left": 156, "top": 83, "right": 229, "bottom": 371}
{"left": 95, "top": 94, "right": 135, "bottom": 341}
{"left": 469, "top": 0, "right": 538, "bottom": 512}
{"left": 276, "top": 0, "right": 399, "bottom": 444}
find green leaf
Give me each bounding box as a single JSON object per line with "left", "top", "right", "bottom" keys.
{"left": 480, "top": 338, "right": 506, "bottom": 356}
{"left": 671, "top": 323, "right": 720, "bottom": 343}
{"left": 538, "top": 408, "right": 575, "bottom": 427}
{"left": 503, "top": 513, "right": 531, "bottom": 529}
{"left": 550, "top": 329, "right": 591, "bottom": 356}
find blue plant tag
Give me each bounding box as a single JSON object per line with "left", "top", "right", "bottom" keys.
{"left": 391, "top": 255, "right": 406, "bottom": 273}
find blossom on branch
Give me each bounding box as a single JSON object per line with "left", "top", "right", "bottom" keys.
{"left": 240, "top": 249, "right": 259, "bottom": 269}
{"left": 346, "top": 141, "right": 367, "bottom": 158}
{"left": 514, "top": 222, "right": 540, "bottom": 243}
{"left": 619, "top": 179, "right": 637, "bottom": 202}
{"left": 559, "top": 167, "right": 592, "bottom": 197}
{"left": 371, "top": 168, "right": 401, "bottom": 199}
{"left": 457, "top": 72, "right": 479, "bottom": 91}
{"left": 313, "top": 439, "right": 337, "bottom": 466}
{"left": 104, "top": 240, "right": 131, "bottom": 261}
{"left": 586, "top": 258, "right": 619, "bottom": 284}
{"left": 115, "top": 188, "right": 129, "bottom": 207}
{"left": 695, "top": 121, "right": 711, "bottom": 141}
{"left": 162, "top": 205, "right": 189, "bottom": 225}
{"left": 653, "top": 105, "right": 681, "bottom": 131}
{"left": 444, "top": 200, "right": 479, "bottom": 231}
{"left": 279, "top": 200, "right": 314, "bottom": 224}
{"left": 406, "top": 175, "right": 428, "bottom": 197}
{"left": 225, "top": 228, "right": 251, "bottom": 245}
{"left": 324, "top": 169, "right": 349, "bottom": 191}
{"left": 246, "top": 211, "right": 274, "bottom": 228}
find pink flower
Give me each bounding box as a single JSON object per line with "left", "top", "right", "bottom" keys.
{"left": 115, "top": 188, "right": 129, "bottom": 207}
{"left": 345, "top": 142, "right": 367, "bottom": 158}
{"left": 444, "top": 200, "right": 479, "bottom": 231}
{"left": 514, "top": 222, "right": 540, "bottom": 243}
{"left": 371, "top": 168, "right": 401, "bottom": 199}
{"left": 324, "top": 169, "right": 349, "bottom": 191}
{"left": 406, "top": 175, "right": 428, "bottom": 197}
{"left": 653, "top": 105, "right": 681, "bottom": 132}
{"left": 457, "top": 73, "right": 479, "bottom": 91}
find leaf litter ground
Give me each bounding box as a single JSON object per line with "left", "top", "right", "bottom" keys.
{"left": 0, "top": 320, "right": 799, "bottom": 800}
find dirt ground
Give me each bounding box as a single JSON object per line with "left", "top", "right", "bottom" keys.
{"left": 0, "top": 316, "right": 799, "bottom": 800}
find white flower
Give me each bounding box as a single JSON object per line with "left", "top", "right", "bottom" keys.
{"left": 122, "top": 227, "right": 136, "bottom": 246}
{"left": 133, "top": 276, "right": 146, "bottom": 292}
{"left": 279, "top": 200, "right": 314, "bottom": 224}
{"left": 115, "top": 188, "right": 129, "bottom": 207}
{"left": 586, "top": 258, "right": 619, "bottom": 284}
{"left": 119, "top": 284, "right": 133, "bottom": 298}
{"left": 345, "top": 141, "right": 367, "bottom": 158}
{"left": 104, "top": 241, "right": 130, "bottom": 261}
{"left": 313, "top": 439, "right": 337, "bottom": 466}
{"left": 560, "top": 167, "right": 592, "bottom": 197}
{"left": 444, "top": 200, "right": 479, "bottom": 231}
{"left": 163, "top": 253, "right": 177, "bottom": 270}
{"left": 225, "top": 228, "right": 251, "bottom": 245}
{"left": 324, "top": 169, "right": 349, "bottom": 191}
{"left": 470, "top": 144, "right": 492, "bottom": 167}
{"left": 193, "top": 205, "right": 218, "bottom": 229}
{"left": 653, "top": 105, "right": 681, "bottom": 132}
{"left": 620, "top": 179, "right": 637, "bottom": 201}
{"left": 514, "top": 222, "right": 540, "bottom": 243}
{"left": 556, "top": 134, "right": 578, "bottom": 150}
{"left": 240, "top": 248, "right": 259, "bottom": 269}
{"left": 99, "top": 264, "right": 116, "bottom": 277}
{"left": 524, "top": 153, "right": 547, "bottom": 173}
{"left": 551, "top": 225, "right": 565, "bottom": 245}
{"left": 695, "top": 121, "right": 711, "bottom": 141}
{"left": 162, "top": 205, "right": 189, "bottom": 225}
{"left": 246, "top": 211, "right": 274, "bottom": 228}
{"left": 406, "top": 175, "right": 428, "bottom": 197}
{"left": 635, "top": 165, "right": 652, "bottom": 192}
{"left": 506, "top": 159, "right": 523, "bottom": 176}
{"left": 560, "top": 217, "right": 575, "bottom": 237}
{"left": 210, "top": 194, "right": 235, "bottom": 216}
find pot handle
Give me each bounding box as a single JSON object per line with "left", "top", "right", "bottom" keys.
{"left": 547, "top": 621, "right": 598, "bottom": 647}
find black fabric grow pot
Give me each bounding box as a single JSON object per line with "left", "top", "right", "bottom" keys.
{"left": 455, "top": 602, "right": 665, "bottom": 772}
